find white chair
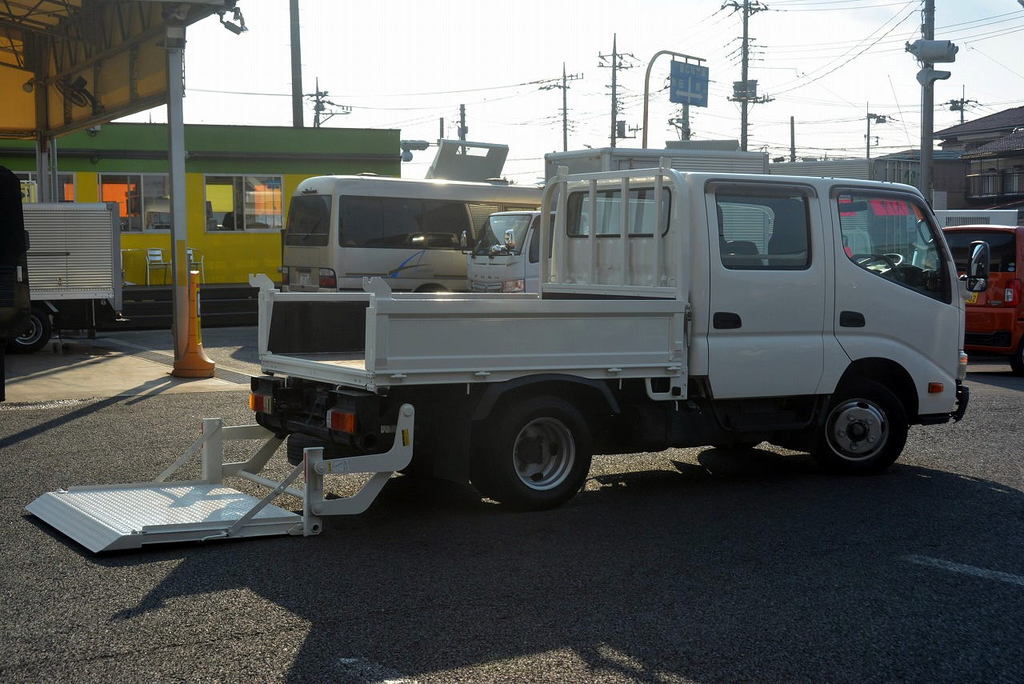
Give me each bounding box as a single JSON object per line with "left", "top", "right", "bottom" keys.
{"left": 146, "top": 248, "right": 170, "bottom": 285}
{"left": 186, "top": 248, "right": 205, "bottom": 283}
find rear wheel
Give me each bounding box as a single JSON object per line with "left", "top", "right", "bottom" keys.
{"left": 7, "top": 308, "right": 51, "bottom": 353}
{"left": 1010, "top": 338, "right": 1024, "bottom": 376}
{"left": 813, "top": 380, "right": 908, "bottom": 474}
{"left": 472, "top": 396, "right": 592, "bottom": 510}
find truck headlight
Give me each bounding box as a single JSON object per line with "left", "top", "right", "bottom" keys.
{"left": 501, "top": 279, "right": 525, "bottom": 293}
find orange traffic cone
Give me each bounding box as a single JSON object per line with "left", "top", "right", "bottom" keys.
{"left": 172, "top": 269, "right": 215, "bottom": 378}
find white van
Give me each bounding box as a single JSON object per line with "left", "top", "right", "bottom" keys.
{"left": 467, "top": 211, "right": 547, "bottom": 293}
{"left": 282, "top": 176, "right": 541, "bottom": 292}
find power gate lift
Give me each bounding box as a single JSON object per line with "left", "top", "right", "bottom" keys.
{"left": 27, "top": 405, "right": 415, "bottom": 552}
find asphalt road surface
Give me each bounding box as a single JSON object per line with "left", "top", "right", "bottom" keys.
{"left": 1, "top": 331, "right": 1022, "bottom": 682}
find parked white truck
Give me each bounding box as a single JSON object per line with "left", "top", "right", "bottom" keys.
{"left": 27, "top": 164, "right": 986, "bottom": 551}
{"left": 249, "top": 164, "right": 977, "bottom": 510}
{"left": 9, "top": 202, "right": 123, "bottom": 352}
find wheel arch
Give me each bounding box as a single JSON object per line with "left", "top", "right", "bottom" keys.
{"left": 471, "top": 374, "right": 620, "bottom": 424}
{"left": 834, "top": 357, "right": 918, "bottom": 420}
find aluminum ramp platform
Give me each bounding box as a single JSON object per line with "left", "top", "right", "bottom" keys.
{"left": 27, "top": 483, "right": 302, "bottom": 553}
{"left": 26, "top": 404, "right": 415, "bottom": 553}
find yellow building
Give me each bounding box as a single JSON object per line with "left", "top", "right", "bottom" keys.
{"left": 1, "top": 122, "right": 400, "bottom": 284}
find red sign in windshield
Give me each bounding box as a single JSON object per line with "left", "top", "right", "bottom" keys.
{"left": 869, "top": 199, "right": 911, "bottom": 216}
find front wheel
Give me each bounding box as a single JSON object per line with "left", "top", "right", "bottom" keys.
{"left": 813, "top": 380, "right": 908, "bottom": 474}
{"left": 472, "top": 396, "right": 592, "bottom": 510}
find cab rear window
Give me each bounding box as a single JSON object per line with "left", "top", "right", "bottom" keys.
{"left": 944, "top": 231, "right": 1017, "bottom": 273}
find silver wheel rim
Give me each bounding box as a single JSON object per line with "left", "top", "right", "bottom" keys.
{"left": 15, "top": 315, "right": 42, "bottom": 347}
{"left": 826, "top": 398, "right": 889, "bottom": 461}
{"left": 512, "top": 417, "right": 575, "bottom": 491}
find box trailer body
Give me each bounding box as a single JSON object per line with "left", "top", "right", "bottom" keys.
{"left": 933, "top": 209, "right": 1019, "bottom": 227}
{"left": 544, "top": 147, "right": 769, "bottom": 181}
{"left": 9, "top": 202, "right": 123, "bottom": 352}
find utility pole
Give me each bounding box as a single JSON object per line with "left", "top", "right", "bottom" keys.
{"left": 541, "top": 65, "right": 583, "bottom": 150}
{"left": 307, "top": 78, "right": 351, "bottom": 128}
{"left": 599, "top": 34, "right": 636, "bottom": 148}
{"left": 866, "top": 106, "right": 888, "bottom": 160}
{"left": 907, "top": 0, "right": 956, "bottom": 202}
{"left": 944, "top": 86, "right": 978, "bottom": 125}
{"left": 789, "top": 116, "right": 795, "bottom": 161}
{"left": 458, "top": 104, "right": 468, "bottom": 141}
{"left": 289, "top": 0, "right": 303, "bottom": 127}
{"left": 724, "top": 0, "right": 771, "bottom": 151}
{"left": 669, "top": 104, "right": 692, "bottom": 141}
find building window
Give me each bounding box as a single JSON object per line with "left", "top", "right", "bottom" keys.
{"left": 205, "top": 175, "right": 283, "bottom": 231}
{"left": 99, "top": 173, "right": 169, "bottom": 232}
{"left": 14, "top": 171, "right": 75, "bottom": 201}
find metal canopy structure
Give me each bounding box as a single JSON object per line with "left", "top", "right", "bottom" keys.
{"left": 1, "top": 1, "right": 241, "bottom": 369}
{"left": 0, "top": 1, "right": 227, "bottom": 141}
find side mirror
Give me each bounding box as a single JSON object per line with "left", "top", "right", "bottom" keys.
{"left": 966, "top": 240, "right": 990, "bottom": 293}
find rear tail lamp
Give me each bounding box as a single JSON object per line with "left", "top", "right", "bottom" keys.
{"left": 326, "top": 408, "right": 357, "bottom": 434}
{"left": 319, "top": 268, "right": 337, "bottom": 289}
{"left": 248, "top": 392, "right": 274, "bottom": 413}
{"left": 280, "top": 266, "right": 289, "bottom": 286}
{"left": 1006, "top": 279, "right": 1021, "bottom": 304}
{"left": 958, "top": 351, "right": 969, "bottom": 381}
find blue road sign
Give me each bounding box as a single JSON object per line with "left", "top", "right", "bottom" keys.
{"left": 670, "top": 61, "right": 709, "bottom": 107}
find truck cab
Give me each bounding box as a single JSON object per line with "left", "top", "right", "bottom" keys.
{"left": 943, "top": 224, "right": 1024, "bottom": 374}
{"left": 468, "top": 211, "right": 545, "bottom": 293}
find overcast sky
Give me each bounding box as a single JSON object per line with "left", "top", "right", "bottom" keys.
{"left": 119, "top": 0, "right": 1024, "bottom": 183}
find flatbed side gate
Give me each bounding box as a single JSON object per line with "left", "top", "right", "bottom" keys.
{"left": 26, "top": 405, "right": 415, "bottom": 553}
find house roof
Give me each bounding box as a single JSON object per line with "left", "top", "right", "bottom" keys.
{"left": 935, "top": 106, "right": 1024, "bottom": 139}
{"left": 962, "top": 130, "right": 1024, "bottom": 157}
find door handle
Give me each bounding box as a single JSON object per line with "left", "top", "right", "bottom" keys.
{"left": 713, "top": 312, "right": 742, "bottom": 329}
{"left": 839, "top": 311, "right": 866, "bottom": 327}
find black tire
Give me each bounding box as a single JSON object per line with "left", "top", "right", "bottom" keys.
{"left": 471, "top": 396, "right": 592, "bottom": 511}
{"left": 813, "top": 379, "right": 908, "bottom": 475}
{"left": 1010, "top": 338, "right": 1024, "bottom": 376}
{"left": 7, "top": 308, "right": 51, "bottom": 353}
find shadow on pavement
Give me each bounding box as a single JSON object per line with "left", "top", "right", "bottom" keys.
{"left": 82, "top": 450, "right": 1024, "bottom": 682}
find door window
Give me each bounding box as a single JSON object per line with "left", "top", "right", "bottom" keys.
{"left": 836, "top": 191, "right": 950, "bottom": 303}
{"left": 715, "top": 190, "right": 811, "bottom": 270}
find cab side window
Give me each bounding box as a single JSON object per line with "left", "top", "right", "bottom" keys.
{"left": 715, "top": 191, "right": 810, "bottom": 270}
{"left": 836, "top": 192, "right": 950, "bottom": 303}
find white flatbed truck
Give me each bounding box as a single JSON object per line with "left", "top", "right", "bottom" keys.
{"left": 28, "top": 165, "right": 985, "bottom": 551}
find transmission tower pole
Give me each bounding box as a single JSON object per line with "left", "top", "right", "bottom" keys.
{"left": 599, "top": 34, "right": 636, "bottom": 148}
{"left": 542, "top": 64, "right": 583, "bottom": 151}
{"left": 724, "top": 0, "right": 771, "bottom": 151}
{"left": 945, "top": 86, "right": 978, "bottom": 125}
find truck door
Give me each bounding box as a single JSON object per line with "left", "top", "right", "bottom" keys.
{"left": 830, "top": 188, "right": 960, "bottom": 393}
{"left": 705, "top": 182, "right": 826, "bottom": 398}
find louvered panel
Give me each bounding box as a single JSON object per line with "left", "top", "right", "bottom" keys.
{"left": 24, "top": 203, "right": 117, "bottom": 299}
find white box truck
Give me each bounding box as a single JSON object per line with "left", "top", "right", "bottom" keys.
{"left": 9, "top": 202, "right": 123, "bottom": 352}
{"left": 27, "top": 165, "right": 985, "bottom": 551}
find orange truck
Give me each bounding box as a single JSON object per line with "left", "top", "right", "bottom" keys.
{"left": 943, "top": 224, "right": 1024, "bottom": 374}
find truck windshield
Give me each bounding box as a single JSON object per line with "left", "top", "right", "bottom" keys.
{"left": 474, "top": 214, "right": 534, "bottom": 256}
{"left": 944, "top": 230, "right": 1017, "bottom": 273}
{"left": 284, "top": 195, "right": 331, "bottom": 247}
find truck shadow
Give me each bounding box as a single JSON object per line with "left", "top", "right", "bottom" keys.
{"left": 92, "top": 452, "right": 1024, "bottom": 682}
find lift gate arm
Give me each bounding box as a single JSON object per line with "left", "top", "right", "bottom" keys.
{"left": 25, "top": 405, "right": 415, "bottom": 553}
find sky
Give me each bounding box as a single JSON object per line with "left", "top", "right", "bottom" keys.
{"left": 119, "top": 0, "right": 1024, "bottom": 184}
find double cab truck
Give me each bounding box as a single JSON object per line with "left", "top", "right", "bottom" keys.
{"left": 247, "top": 165, "right": 981, "bottom": 511}
{"left": 943, "top": 223, "right": 1024, "bottom": 374}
